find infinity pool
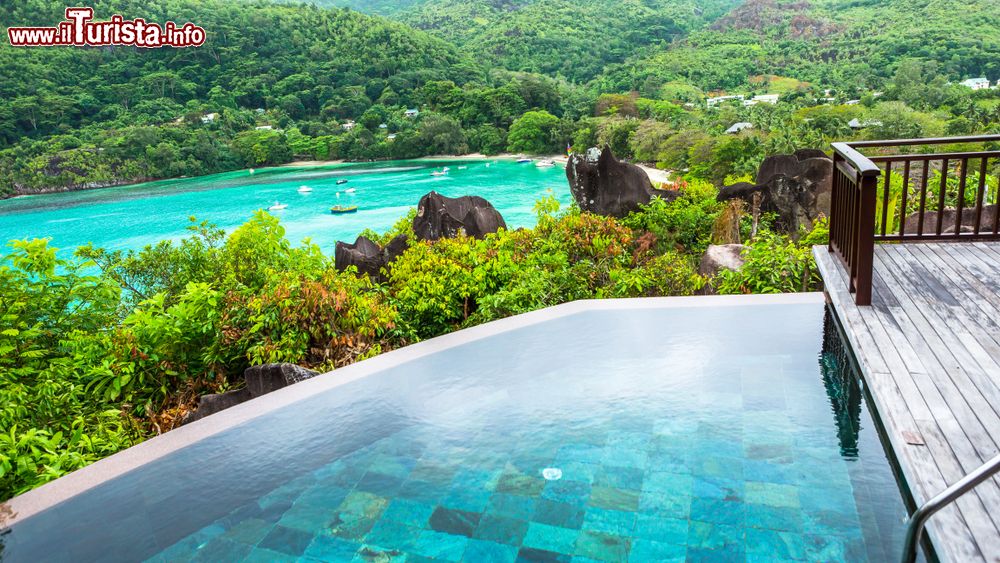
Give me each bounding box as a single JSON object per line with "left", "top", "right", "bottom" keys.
{"left": 0, "top": 296, "right": 908, "bottom": 562}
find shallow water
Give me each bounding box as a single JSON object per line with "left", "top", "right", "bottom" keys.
{"left": 3, "top": 302, "right": 909, "bottom": 562}
{"left": 0, "top": 159, "right": 571, "bottom": 254}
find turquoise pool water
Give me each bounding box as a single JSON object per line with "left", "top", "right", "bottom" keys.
{"left": 1, "top": 301, "right": 908, "bottom": 562}
{"left": 0, "top": 160, "right": 570, "bottom": 255}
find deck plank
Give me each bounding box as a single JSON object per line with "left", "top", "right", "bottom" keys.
{"left": 814, "top": 242, "right": 1000, "bottom": 563}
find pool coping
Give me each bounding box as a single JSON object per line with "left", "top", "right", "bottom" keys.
{"left": 0, "top": 292, "right": 825, "bottom": 528}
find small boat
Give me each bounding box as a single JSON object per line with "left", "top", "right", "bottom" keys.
{"left": 336, "top": 179, "right": 348, "bottom": 185}
{"left": 485, "top": 163, "right": 491, "bottom": 167}
{"left": 535, "top": 159, "right": 555, "bottom": 167}
{"left": 457, "top": 165, "right": 467, "bottom": 170}
{"left": 330, "top": 205, "right": 359, "bottom": 214}
{"left": 268, "top": 201, "right": 287, "bottom": 211}
{"left": 297, "top": 186, "right": 313, "bottom": 193}
{"left": 344, "top": 188, "right": 356, "bottom": 193}
{"left": 517, "top": 158, "right": 532, "bottom": 163}
{"left": 431, "top": 169, "right": 448, "bottom": 176}
{"left": 249, "top": 168, "right": 255, "bottom": 174}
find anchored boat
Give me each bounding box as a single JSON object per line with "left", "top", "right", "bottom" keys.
{"left": 330, "top": 205, "right": 358, "bottom": 214}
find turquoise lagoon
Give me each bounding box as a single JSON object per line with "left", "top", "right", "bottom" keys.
{"left": 0, "top": 159, "right": 571, "bottom": 254}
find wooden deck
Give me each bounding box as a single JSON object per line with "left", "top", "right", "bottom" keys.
{"left": 815, "top": 242, "right": 1000, "bottom": 563}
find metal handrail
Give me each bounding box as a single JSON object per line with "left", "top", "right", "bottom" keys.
{"left": 901, "top": 452, "right": 1000, "bottom": 563}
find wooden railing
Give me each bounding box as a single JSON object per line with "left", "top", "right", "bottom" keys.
{"left": 830, "top": 135, "right": 1000, "bottom": 305}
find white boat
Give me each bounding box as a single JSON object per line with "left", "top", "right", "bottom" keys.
{"left": 268, "top": 201, "right": 287, "bottom": 211}
{"left": 344, "top": 188, "right": 356, "bottom": 193}
{"left": 249, "top": 168, "right": 255, "bottom": 174}
{"left": 457, "top": 165, "right": 467, "bottom": 170}
{"left": 431, "top": 168, "right": 448, "bottom": 176}
{"left": 297, "top": 186, "right": 313, "bottom": 193}
{"left": 485, "top": 163, "right": 491, "bottom": 167}
{"left": 517, "top": 158, "right": 532, "bottom": 163}
{"left": 535, "top": 159, "right": 555, "bottom": 167}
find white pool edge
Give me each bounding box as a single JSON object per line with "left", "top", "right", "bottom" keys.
{"left": 0, "top": 292, "right": 825, "bottom": 527}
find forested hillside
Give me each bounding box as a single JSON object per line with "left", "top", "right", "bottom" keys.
{"left": 600, "top": 0, "right": 1000, "bottom": 94}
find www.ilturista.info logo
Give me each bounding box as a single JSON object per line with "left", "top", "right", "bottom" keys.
{"left": 7, "top": 7, "right": 206, "bottom": 48}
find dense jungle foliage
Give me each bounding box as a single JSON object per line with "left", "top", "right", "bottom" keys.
{"left": 4, "top": 0, "right": 1000, "bottom": 196}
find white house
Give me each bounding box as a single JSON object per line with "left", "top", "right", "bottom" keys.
{"left": 387, "top": 134, "right": 397, "bottom": 141}
{"left": 255, "top": 125, "right": 274, "bottom": 131}
{"left": 744, "top": 94, "right": 780, "bottom": 106}
{"left": 848, "top": 119, "right": 883, "bottom": 130}
{"left": 960, "top": 78, "right": 991, "bottom": 90}
{"left": 404, "top": 108, "right": 419, "bottom": 118}
{"left": 725, "top": 122, "right": 754, "bottom": 134}
{"left": 378, "top": 123, "right": 388, "bottom": 129}
{"left": 342, "top": 120, "right": 356, "bottom": 131}
{"left": 845, "top": 99, "right": 861, "bottom": 105}
{"left": 707, "top": 95, "right": 744, "bottom": 108}
{"left": 201, "top": 113, "right": 218, "bottom": 124}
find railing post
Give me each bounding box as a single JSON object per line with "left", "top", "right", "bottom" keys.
{"left": 854, "top": 174, "right": 877, "bottom": 306}
{"left": 830, "top": 152, "right": 841, "bottom": 255}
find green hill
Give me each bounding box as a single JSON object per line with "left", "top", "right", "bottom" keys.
{"left": 599, "top": 0, "right": 1000, "bottom": 94}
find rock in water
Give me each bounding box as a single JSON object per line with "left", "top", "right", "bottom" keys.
{"left": 718, "top": 151, "right": 833, "bottom": 234}
{"left": 412, "top": 191, "right": 507, "bottom": 240}
{"left": 566, "top": 146, "right": 678, "bottom": 218}
{"left": 335, "top": 234, "right": 410, "bottom": 281}
{"left": 245, "top": 363, "right": 320, "bottom": 398}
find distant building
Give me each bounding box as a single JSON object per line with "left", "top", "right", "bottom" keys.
{"left": 255, "top": 108, "right": 266, "bottom": 114}
{"left": 848, "top": 119, "right": 883, "bottom": 130}
{"left": 960, "top": 78, "right": 991, "bottom": 90}
{"left": 342, "top": 120, "right": 356, "bottom": 130}
{"left": 404, "top": 108, "right": 419, "bottom": 118}
{"left": 744, "top": 94, "right": 780, "bottom": 106}
{"left": 201, "top": 113, "right": 218, "bottom": 124}
{"left": 255, "top": 125, "right": 274, "bottom": 131}
{"left": 707, "top": 95, "right": 744, "bottom": 108}
{"left": 725, "top": 122, "right": 754, "bottom": 134}
{"left": 845, "top": 99, "right": 861, "bottom": 105}
{"left": 387, "top": 134, "right": 397, "bottom": 141}
{"left": 378, "top": 123, "right": 388, "bottom": 129}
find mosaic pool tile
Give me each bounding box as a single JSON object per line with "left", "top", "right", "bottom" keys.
{"left": 475, "top": 514, "right": 530, "bottom": 545}
{"left": 745, "top": 504, "right": 804, "bottom": 533}
{"left": 364, "top": 518, "right": 421, "bottom": 551}
{"left": 303, "top": 535, "right": 362, "bottom": 560}
{"left": 410, "top": 529, "right": 468, "bottom": 560}
{"left": 497, "top": 469, "right": 547, "bottom": 497}
{"left": 489, "top": 493, "right": 538, "bottom": 520}
{"left": 515, "top": 546, "right": 572, "bottom": 563}
{"left": 745, "top": 481, "right": 800, "bottom": 508}
{"left": 380, "top": 499, "right": 434, "bottom": 528}
{"left": 258, "top": 524, "right": 314, "bottom": 557}
{"left": 220, "top": 517, "right": 272, "bottom": 545}
{"left": 745, "top": 528, "right": 806, "bottom": 560}
{"left": 443, "top": 484, "right": 493, "bottom": 512}
{"left": 522, "top": 522, "right": 579, "bottom": 553}
{"left": 356, "top": 472, "right": 406, "bottom": 497}
{"left": 627, "top": 538, "right": 685, "bottom": 561}
{"left": 587, "top": 486, "right": 640, "bottom": 512}
{"left": 573, "top": 530, "right": 630, "bottom": 561}
{"left": 641, "top": 471, "right": 693, "bottom": 497}
{"left": 429, "top": 506, "right": 482, "bottom": 537}
{"left": 592, "top": 466, "right": 644, "bottom": 491}
{"left": 581, "top": 507, "right": 636, "bottom": 536}
{"left": 632, "top": 514, "right": 687, "bottom": 541}
{"left": 463, "top": 538, "right": 519, "bottom": 563}
{"left": 637, "top": 490, "right": 691, "bottom": 519}
{"left": 243, "top": 547, "right": 298, "bottom": 562}
{"left": 541, "top": 479, "right": 591, "bottom": 505}
{"left": 533, "top": 499, "right": 586, "bottom": 529}
{"left": 189, "top": 537, "right": 254, "bottom": 563}
{"left": 692, "top": 476, "right": 742, "bottom": 502}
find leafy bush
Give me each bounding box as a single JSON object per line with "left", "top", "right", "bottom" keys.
{"left": 715, "top": 232, "right": 821, "bottom": 294}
